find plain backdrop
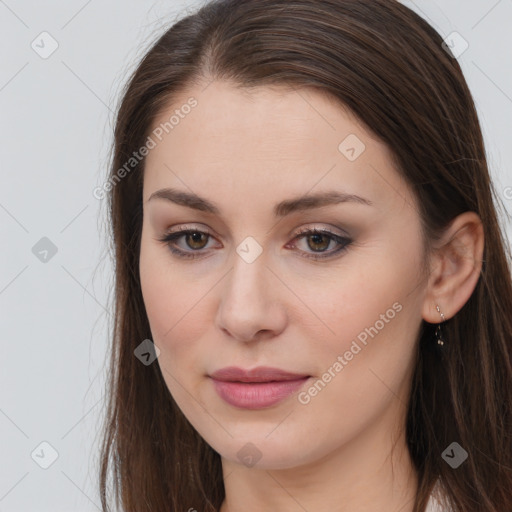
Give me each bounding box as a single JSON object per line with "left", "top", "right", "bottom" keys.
{"left": 1, "top": 1, "right": 511, "bottom": 510}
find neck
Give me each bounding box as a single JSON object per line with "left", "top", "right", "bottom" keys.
{"left": 219, "top": 408, "right": 418, "bottom": 512}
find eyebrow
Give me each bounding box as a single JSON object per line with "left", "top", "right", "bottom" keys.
{"left": 147, "top": 187, "right": 373, "bottom": 217}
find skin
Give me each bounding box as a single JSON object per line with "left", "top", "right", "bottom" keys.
{"left": 139, "top": 79, "right": 484, "bottom": 511}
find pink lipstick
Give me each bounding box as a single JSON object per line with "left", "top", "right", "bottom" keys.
{"left": 209, "top": 366, "right": 310, "bottom": 409}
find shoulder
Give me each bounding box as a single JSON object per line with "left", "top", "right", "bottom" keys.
{"left": 425, "top": 479, "right": 453, "bottom": 512}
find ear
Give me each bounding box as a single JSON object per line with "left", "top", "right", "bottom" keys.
{"left": 422, "top": 211, "right": 484, "bottom": 323}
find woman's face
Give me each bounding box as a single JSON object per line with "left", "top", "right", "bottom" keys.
{"left": 139, "top": 79, "right": 428, "bottom": 470}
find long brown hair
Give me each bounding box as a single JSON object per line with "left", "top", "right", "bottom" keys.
{"left": 98, "top": 1, "right": 512, "bottom": 510}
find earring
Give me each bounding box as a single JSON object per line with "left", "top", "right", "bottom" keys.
{"left": 434, "top": 304, "right": 446, "bottom": 346}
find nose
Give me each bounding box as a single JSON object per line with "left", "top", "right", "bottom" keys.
{"left": 215, "top": 248, "right": 288, "bottom": 343}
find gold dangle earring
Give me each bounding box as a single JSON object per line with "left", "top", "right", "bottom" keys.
{"left": 434, "top": 304, "right": 446, "bottom": 346}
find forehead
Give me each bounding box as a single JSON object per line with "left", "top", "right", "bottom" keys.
{"left": 147, "top": 79, "right": 370, "bottom": 157}
{"left": 142, "top": 80, "right": 409, "bottom": 216}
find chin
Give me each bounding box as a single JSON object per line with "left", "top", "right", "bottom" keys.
{"left": 212, "top": 437, "right": 317, "bottom": 471}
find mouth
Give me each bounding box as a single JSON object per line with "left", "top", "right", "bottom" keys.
{"left": 209, "top": 366, "right": 311, "bottom": 409}
{"left": 209, "top": 365, "right": 310, "bottom": 383}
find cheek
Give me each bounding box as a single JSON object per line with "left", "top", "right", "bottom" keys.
{"left": 296, "top": 296, "right": 417, "bottom": 446}
{"left": 139, "top": 253, "right": 209, "bottom": 416}
{"left": 302, "top": 248, "right": 421, "bottom": 389}
{"left": 139, "top": 236, "right": 212, "bottom": 372}
{"left": 300, "top": 264, "right": 403, "bottom": 349}
{"left": 141, "top": 277, "right": 206, "bottom": 354}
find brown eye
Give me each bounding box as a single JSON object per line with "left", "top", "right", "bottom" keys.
{"left": 158, "top": 228, "right": 216, "bottom": 260}
{"left": 290, "top": 228, "right": 352, "bottom": 260}
{"left": 184, "top": 231, "right": 209, "bottom": 250}
{"left": 305, "top": 232, "right": 331, "bottom": 252}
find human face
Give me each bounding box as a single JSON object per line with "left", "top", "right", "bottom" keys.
{"left": 139, "top": 79, "right": 427, "bottom": 470}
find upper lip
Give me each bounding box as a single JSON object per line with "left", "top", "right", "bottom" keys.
{"left": 209, "top": 366, "right": 310, "bottom": 383}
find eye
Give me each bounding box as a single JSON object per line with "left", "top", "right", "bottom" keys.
{"left": 157, "top": 225, "right": 217, "bottom": 260}
{"left": 287, "top": 227, "right": 352, "bottom": 260}
{"left": 156, "top": 225, "right": 352, "bottom": 260}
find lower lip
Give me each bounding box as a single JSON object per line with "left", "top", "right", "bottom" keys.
{"left": 210, "top": 377, "right": 310, "bottom": 409}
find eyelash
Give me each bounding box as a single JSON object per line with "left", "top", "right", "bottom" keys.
{"left": 157, "top": 225, "right": 352, "bottom": 261}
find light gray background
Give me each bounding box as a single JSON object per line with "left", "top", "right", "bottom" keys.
{"left": 1, "top": 1, "right": 511, "bottom": 510}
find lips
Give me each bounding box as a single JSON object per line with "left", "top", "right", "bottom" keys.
{"left": 209, "top": 366, "right": 311, "bottom": 409}
{"left": 209, "top": 366, "right": 310, "bottom": 383}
